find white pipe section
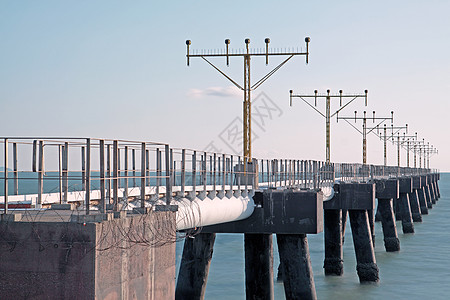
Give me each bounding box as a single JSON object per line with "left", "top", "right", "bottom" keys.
{"left": 322, "top": 186, "right": 335, "bottom": 201}
{"left": 173, "top": 195, "right": 255, "bottom": 231}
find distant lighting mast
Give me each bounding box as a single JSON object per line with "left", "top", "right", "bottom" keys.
{"left": 337, "top": 111, "right": 394, "bottom": 165}
{"left": 185, "top": 37, "right": 310, "bottom": 166}
{"left": 289, "top": 89, "right": 368, "bottom": 163}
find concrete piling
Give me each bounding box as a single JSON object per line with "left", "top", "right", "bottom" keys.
{"left": 410, "top": 176, "right": 423, "bottom": 222}
{"left": 398, "top": 193, "right": 414, "bottom": 233}
{"left": 418, "top": 187, "right": 430, "bottom": 213}
{"left": 244, "top": 233, "right": 274, "bottom": 300}
{"left": 378, "top": 198, "right": 400, "bottom": 251}
{"left": 367, "top": 209, "right": 375, "bottom": 247}
{"left": 425, "top": 184, "right": 433, "bottom": 208}
{"left": 277, "top": 234, "right": 317, "bottom": 300}
{"left": 409, "top": 189, "right": 422, "bottom": 222}
{"left": 398, "top": 177, "right": 414, "bottom": 234}
{"left": 349, "top": 210, "right": 379, "bottom": 283}
{"left": 176, "top": 233, "right": 216, "bottom": 300}
{"left": 375, "top": 179, "right": 400, "bottom": 252}
{"left": 324, "top": 209, "right": 343, "bottom": 275}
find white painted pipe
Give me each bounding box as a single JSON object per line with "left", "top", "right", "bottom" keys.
{"left": 173, "top": 195, "right": 255, "bottom": 231}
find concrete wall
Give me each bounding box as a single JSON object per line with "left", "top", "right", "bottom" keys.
{"left": 0, "top": 212, "right": 176, "bottom": 300}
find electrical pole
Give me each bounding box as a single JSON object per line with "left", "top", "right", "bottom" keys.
{"left": 289, "top": 89, "right": 368, "bottom": 163}
{"left": 186, "top": 37, "right": 310, "bottom": 166}
{"left": 337, "top": 111, "right": 394, "bottom": 165}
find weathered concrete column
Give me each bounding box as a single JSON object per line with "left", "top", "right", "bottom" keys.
{"left": 398, "top": 177, "right": 414, "bottom": 234}
{"left": 176, "top": 233, "right": 216, "bottom": 300}
{"left": 398, "top": 193, "right": 414, "bottom": 233}
{"left": 349, "top": 210, "right": 379, "bottom": 282}
{"left": 422, "top": 175, "right": 433, "bottom": 209}
{"left": 425, "top": 184, "right": 433, "bottom": 208}
{"left": 436, "top": 173, "right": 441, "bottom": 198}
{"left": 376, "top": 179, "right": 400, "bottom": 252}
{"left": 342, "top": 209, "right": 348, "bottom": 244}
{"left": 367, "top": 209, "right": 375, "bottom": 247}
{"left": 418, "top": 187, "right": 430, "bottom": 214}
{"left": 245, "top": 233, "right": 274, "bottom": 300}
{"left": 410, "top": 176, "right": 423, "bottom": 222}
{"left": 378, "top": 199, "right": 400, "bottom": 251}
{"left": 277, "top": 234, "right": 317, "bottom": 300}
{"left": 394, "top": 197, "right": 401, "bottom": 221}
{"left": 432, "top": 175, "right": 439, "bottom": 201}
{"left": 429, "top": 175, "right": 437, "bottom": 204}
{"left": 323, "top": 209, "right": 343, "bottom": 275}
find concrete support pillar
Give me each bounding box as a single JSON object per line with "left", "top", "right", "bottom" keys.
{"left": 429, "top": 182, "right": 437, "bottom": 204}
{"left": 409, "top": 190, "right": 422, "bottom": 222}
{"left": 245, "top": 233, "right": 274, "bottom": 300}
{"left": 323, "top": 209, "right": 343, "bottom": 276}
{"left": 367, "top": 209, "right": 375, "bottom": 247}
{"left": 417, "top": 188, "right": 429, "bottom": 214}
{"left": 425, "top": 185, "right": 433, "bottom": 208}
{"left": 394, "top": 197, "right": 401, "bottom": 221}
{"left": 349, "top": 210, "right": 379, "bottom": 283}
{"left": 176, "top": 233, "right": 216, "bottom": 300}
{"left": 341, "top": 209, "right": 348, "bottom": 244}
{"left": 399, "top": 193, "right": 414, "bottom": 233}
{"left": 434, "top": 181, "right": 439, "bottom": 200}
{"left": 436, "top": 177, "right": 441, "bottom": 198}
{"left": 378, "top": 198, "right": 400, "bottom": 252}
{"left": 277, "top": 234, "right": 317, "bottom": 300}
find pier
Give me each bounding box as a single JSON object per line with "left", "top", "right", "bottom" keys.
{"left": 0, "top": 137, "right": 441, "bottom": 299}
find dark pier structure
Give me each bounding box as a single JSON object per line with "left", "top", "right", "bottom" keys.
{"left": 176, "top": 170, "right": 442, "bottom": 300}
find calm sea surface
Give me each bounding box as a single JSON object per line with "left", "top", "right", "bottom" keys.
{"left": 176, "top": 173, "right": 450, "bottom": 299}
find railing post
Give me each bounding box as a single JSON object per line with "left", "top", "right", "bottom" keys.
{"left": 63, "top": 142, "right": 69, "bottom": 203}
{"left": 4, "top": 138, "right": 8, "bottom": 214}
{"left": 165, "top": 144, "right": 172, "bottom": 205}
{"left": 238, "top": 156, "right": 241, "bottom": 191}
{"left": 313, "top": 161, "right": 318, "bottom": 190}
{"left": 181, "top": 149, "right": 186, "bottom": 195}
{"left": 222, "top": 154, "right": 226, "bottom": 192}
{"left": 140, "top": 143, "right": 146, "bottom": 208}
{"left": 132, "top": 148, "right": 136, "bottom": 188}
{"left": 37, "top": 140, "right": 44, "bottom": 208}
{"left": 192, "top": 151, "right": 197, "bottom": 196}
{"left": 106, "top": 144, "right": 111, "bottom": 203}
{"left": 58, "top": 145, "right": 62, "bottom": 203}
{"left": 146, "top": 149, "right": 150, "bottom": 186}
{"left": 124, "top": 146, "right": 128, "bottom": 204}
{"left": 113, "top": 140, "right": 119, "bottom": 211}
{"left": 100, "top": 139, "right": 105, "bottom": 213}
{"left": 81, "top": 146, "right": 86, "bottom": 191}
{"left": 32, "top": 140, "right": 37, "bottom": 172}
{"left": 203, "top": 152, "right": 207, "bottom": 193}
{"left": 156, "top": 148, "right": 161, "bottom": 197}
{"left": 85, "top": 138, "right": 91, "bottom": 215}
{"left": 230, "top": 155, "right": 234, "bottom": 188}
{"left": 13, "top": 142, "right": 18, "bottom": 195}
{"left": 213, "top": 153, "right": 216, "bottom": 193}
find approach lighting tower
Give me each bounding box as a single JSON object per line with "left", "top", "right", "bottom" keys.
{"left": 376, "top": 124, "right": 408, "bottom": 167}
{"left": 400, "top": 132, "right": 418, "bottom": 167}
{"left": 289, "top": 89, "right": 368, "bottom": 163}
{"left": 337, "top": 111, "right": 394, "bottom": 164}
{"left": 186, "top": 37, "right": 310, "bottom": 165}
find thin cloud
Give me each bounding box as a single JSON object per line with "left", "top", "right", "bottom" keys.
{"left": 187, "top": 86, "right": 241, "bottom": 98}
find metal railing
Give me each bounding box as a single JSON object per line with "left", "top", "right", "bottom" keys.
{"left": 0, "top": 137, "right": 438, "bottom": 215}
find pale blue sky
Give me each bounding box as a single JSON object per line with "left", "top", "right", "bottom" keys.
{"left": 1, "top": 1, "right": 449, "bottom": 170}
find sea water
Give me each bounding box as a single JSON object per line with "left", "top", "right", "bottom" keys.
{"left": 176, "top": 173, "right": 450, "bottom": 299}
